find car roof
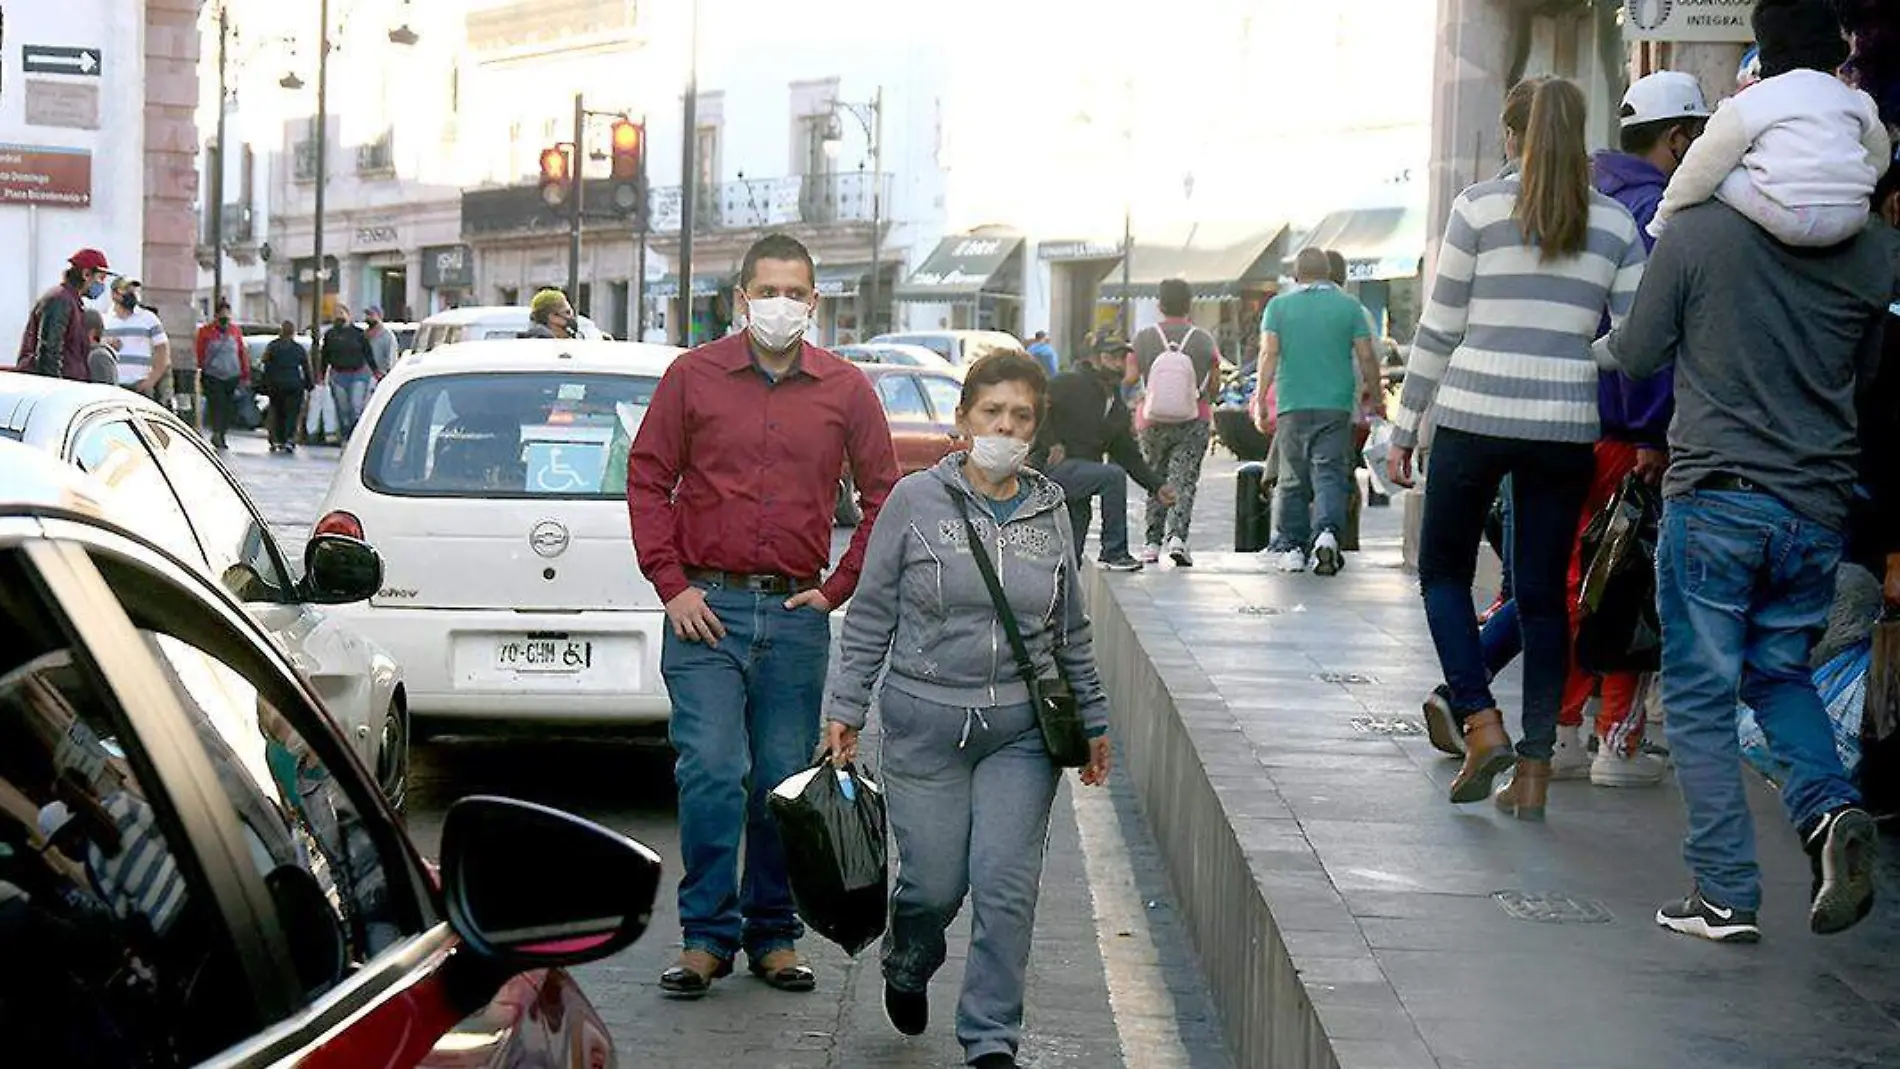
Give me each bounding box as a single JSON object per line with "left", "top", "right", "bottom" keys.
{"left": 388, "top": 338, "right": 683, "bottom": 378}
{"left": 0, "top": 439, "right": 116, "bottom": 517}
{"left": 421, "top": 305, "right": 565, "bottom": 326}
{"left": 0, "top": 374, "right": 171, "bottom": 438}
{"left": 850, "top": 360, "right": 961, "bottom": 380}
{"left": 874, "top": 330, "right": 1019, "bottom": 343}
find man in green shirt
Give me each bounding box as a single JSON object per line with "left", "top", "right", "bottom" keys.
{"left": 1256, "top": 247, "right": 1381, "bottom": 576}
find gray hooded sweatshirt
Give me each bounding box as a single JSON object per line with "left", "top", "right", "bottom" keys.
{"left": 826, "top": 453, "right": 1110, "bottom": 733}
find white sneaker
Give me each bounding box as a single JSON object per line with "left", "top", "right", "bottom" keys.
{"left": 1591, "top": 747, "right": 1668, "bottom": 788}
{"left": 1165, "top": 537, "right": 1194, "bottom": 567}
{"left": 1137, "top": 544, "right": 1161, "bottom": 564}
{"left": 1550, "top": 725, "right": 1591, "bottom": 781}
{"left": 1277, "top": 548, "right": 1308, "bottom": 573}
{"left": 1309, "top": 530, "right": 1343, "bottom": 576}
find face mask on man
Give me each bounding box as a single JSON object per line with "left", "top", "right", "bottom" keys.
{"left": 217, "top": 312, "right": 230, "bottom": 326}
{"left": 969, "top": 434, "right": 1032, "bottom": 479}
{"left": 117, "top": 291, "right": 139, "bottom": 311}
{"left": 744, "top": 296, "right": 811, "bottom": 352}
{"left": 85, "top": 280, "right": 105, "bottom": 299}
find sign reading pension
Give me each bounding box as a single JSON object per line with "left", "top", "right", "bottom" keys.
{"left": 0, "top": 144, "right": 92, "bottom": 208}
{"left": 1624, "top": 0, "right": 1755, "bottom": 43}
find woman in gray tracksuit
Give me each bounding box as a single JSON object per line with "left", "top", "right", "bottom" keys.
{"left": 823, "top": 350, "right": 1113, "bottom": 1069}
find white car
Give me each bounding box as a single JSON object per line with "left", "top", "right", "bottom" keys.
{"left": 312, "top": 338, "right": 684, "bottom": 732}
{"left": 835, "top": 341, "right": 962, "bottom": 375}
{"left": 0, "top": 376, "right": 410, "bottom": 807}
{"left": 411, "top": 306, "right": 608, "bottom": 355}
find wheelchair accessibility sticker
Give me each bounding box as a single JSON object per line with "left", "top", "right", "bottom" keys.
{"left": 524, "top": 441, "right": 605, "bottom": 493}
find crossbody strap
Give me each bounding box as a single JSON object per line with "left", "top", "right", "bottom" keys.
{"left": 946, "top": 486, "right": 1041, "bottom": 687}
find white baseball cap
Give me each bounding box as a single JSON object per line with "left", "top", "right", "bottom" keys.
{"left": 1620, "top": 72, "right": 1712, "bottom": 128}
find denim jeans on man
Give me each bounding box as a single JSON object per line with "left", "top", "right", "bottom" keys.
{"left": 662, "top": 581, "right": 829, "bottom": 960}
{"left": 1417, "top": 427, "right": 1592, "bottom": 759}
{"left": 1657, "top": 490, "right": 1859, "bottom": 910}
{"left": 880, "top": 690, "right": 1061, "bottom": 1065}
{"left": 329, "top": 368, "right": 375, "bottom": 438}
{"left": 1272, "top": 409, "right": 1353, "bottom": 548}
{"left": 1047, "top": 458, "right": 1131, "bottom": 562}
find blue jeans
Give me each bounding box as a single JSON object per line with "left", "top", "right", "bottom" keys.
{"left": 662, "top": 582, "right": 830, "bottom": 959}
{"left": 1273, "top": 409, "right": 1354, "bottom": 548}
{"left": 1657, "top": 490, "right": 1858, "bottom": 910}
{"left": 1417, "top": 428, "right": 1593, "bottom": 759}
{"left": 329, "top": 369, "right": 374, "bottom": 438}
{"left": 1048, "top": 458, "right": 1130, "bottom": 561}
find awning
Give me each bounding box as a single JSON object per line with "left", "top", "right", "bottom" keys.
{"left": 1097, "top": 225, "right": 1289, "bottom": 302}
{"left": 894, "top": 235, "right": 1024, "bottom": 302}
{"left": 816, "top": 262, "right": 869, "bottom": 298}
{"left": 1284, "top": 207, "right": 1425, "bottom": 282}
{"left": 649, "top": 273, "right": 727, "bottom": 299}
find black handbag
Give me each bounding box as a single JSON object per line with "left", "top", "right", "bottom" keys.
{"left": 948, "top": 486, "right": 1092, "bottom": 767}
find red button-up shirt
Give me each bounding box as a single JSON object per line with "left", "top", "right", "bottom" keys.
{"left": 627, "top": 332, "right": 899, "bottom": 607}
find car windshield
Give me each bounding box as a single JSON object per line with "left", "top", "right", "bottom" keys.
{"left": 362, "top": 372, "right": 658, "bottom": 498}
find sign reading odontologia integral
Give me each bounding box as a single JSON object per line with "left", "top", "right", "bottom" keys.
{"left": 1623, "top": 0, "right": 1754, "bottom": 43}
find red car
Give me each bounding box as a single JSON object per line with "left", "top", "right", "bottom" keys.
{"left": 0, "top": 446, "right": 659, "bottom": 1068}
{"left": 837, "top": 362, "right": 967, "bottom": 524}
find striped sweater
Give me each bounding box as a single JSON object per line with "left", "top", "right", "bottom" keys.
{"left": 1393, "top": 176, "right": 1647, "bottom": 448}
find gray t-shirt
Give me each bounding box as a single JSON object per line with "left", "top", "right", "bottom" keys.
{"left": 1605, "top": 202, "right": 1900, "bottom": 530}
{"left": 1132, "top": 320, "right": 1221, "bottom": 417}
{"left": 87, "top": 344, "right": 119, "bottom": 385}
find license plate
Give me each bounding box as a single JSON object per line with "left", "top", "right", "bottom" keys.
{"left": 494, "top": 637, "right": 594, "bottom": 673}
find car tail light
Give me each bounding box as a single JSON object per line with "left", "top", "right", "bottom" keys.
{"left": 314, "top": 510, "right": 364, "bottom": 540}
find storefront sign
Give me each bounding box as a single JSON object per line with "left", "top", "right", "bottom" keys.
{"left": 0, "top": 144, "right": 91, "bottom": 208}
{"left": 24, "top": 81, "right": 100, "bottom": 130}
{"left": 422, "top": 244, "right": 475, "bottom": 289}
{"left": 291, "top": 255, "right": 341, "bottom": 297}
{"left": 1623, "top": 1, "right": 1754, "bottom": 43}
{"left": 353, "top": 224, "right": 400, "bottom": 249}
{"left": 1038, "top": 240, "right": 1122, "bottom": 261}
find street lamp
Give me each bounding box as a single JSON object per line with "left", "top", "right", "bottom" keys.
{"left": 821, "top": 90, "right": 884, "bottom": 337}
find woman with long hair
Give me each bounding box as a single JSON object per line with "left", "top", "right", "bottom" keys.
{"left": 1387, "top": 77, "right": 1647, "bottom": 819}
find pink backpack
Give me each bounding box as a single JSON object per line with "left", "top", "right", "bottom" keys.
{"left": 1142, "top": 325, "right": 1203, "bottom": 423}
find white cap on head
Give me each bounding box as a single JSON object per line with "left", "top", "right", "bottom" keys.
{"left": 1620, "top": 71, "right": 1712, "bottom": 128}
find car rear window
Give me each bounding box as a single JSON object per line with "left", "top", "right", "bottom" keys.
{"left": 362, "top": 372, "right": 658, "bottom": 498}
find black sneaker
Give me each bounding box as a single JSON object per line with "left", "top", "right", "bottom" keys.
{"left": 1656, "top": 889, "right": 1760, "bottom": 943}
{"left": 1805, "top": 806, "right": 1878, "bottom": 935}
{"left": 1421, "top": 685, "right": 1466, "bottom": 759}
{"left": 884, "top": 982, "right": 928, "bottom": 1036}
{"left": 1098, "top": 554, "right": 1145, "bottom": 572}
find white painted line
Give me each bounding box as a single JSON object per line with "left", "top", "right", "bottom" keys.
{"left": 1068, "top": 781, "right": 1199, "bottom": 1069}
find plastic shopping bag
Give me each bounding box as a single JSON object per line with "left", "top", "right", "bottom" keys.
{"left": 767, "top": 759, "right": 887, "bottom": 955}
{"left": 1738, "top": 643, "right": 1868, "bottom": 785}
{"left": 1362, "top": 419, "right": 1395, "bottom": 497}
{"left": 1574, "top": 475, "right": 1663, "bottom": 674}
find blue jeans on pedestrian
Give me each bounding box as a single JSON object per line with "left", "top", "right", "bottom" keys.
{"left": 1656, "top": 490, "right": 1859, "bottom": 910}
{"left": 662, "top": 582, "right": 830, "bottom": 960}
{"left": 1273, "top": 409, "right": 1354, "bottom": 549}
{"left": 1047, "top": 458, "right": 1131, "bottom": 562}
{"left": 1417, "top": 427, "right": 1593, "bottom": 760}
{"left": 329, "top": 369, "right": 374, "bottom": 438}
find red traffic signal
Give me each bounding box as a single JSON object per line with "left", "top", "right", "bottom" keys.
{"left": 610, "top": 119, "right": 643, "bottom": 180}
{"left": 539, "top": 146, "right": 571, "bottom": 207}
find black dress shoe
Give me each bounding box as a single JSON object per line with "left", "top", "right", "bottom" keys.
{"left": 747, "top": 951, "right": 816, "bottom": 992}
{"left": 971, "top": 1053, "right": 1016, "bottom": 1069}
{"left": 884, "top": 982, "right": 928, "bottom": 1036}
{"left": 659, "top": 953, "right": 732, "bottom": 999}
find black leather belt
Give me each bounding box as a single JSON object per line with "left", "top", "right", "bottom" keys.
{"left": 1698, "top": 473, "right": 1763, "bottom": 494}
{"left": 685, "top": 568, "right": 819, "bottom": 594}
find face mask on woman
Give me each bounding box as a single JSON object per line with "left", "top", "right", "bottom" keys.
{"left": 969, "top": 434, "right": 1031, "bottom": 479}
{"left": 744, "top": 296, "right": 810, "bottom": 352}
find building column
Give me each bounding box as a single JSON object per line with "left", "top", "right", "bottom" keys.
{"left": 145, "top": 0, "right": 203, "bottom": 361}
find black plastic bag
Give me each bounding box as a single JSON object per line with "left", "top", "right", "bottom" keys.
{"left": 767, "top": 759, "right": 887, "bottom": 955}
{"left": 1575, "top": 474, "right": 1662, "bottom": 675}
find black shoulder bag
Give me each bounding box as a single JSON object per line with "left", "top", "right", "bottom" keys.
{"left": 947, "top": 486, "right": 1091, "bottom": 767}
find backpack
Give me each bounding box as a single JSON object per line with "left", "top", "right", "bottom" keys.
{"left": 1142, "top": 325, "right": 1203, "bottom": 423}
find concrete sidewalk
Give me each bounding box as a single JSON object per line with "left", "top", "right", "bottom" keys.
{"left": 1088, "top": 483, "right": 1900, "bottom": 1069}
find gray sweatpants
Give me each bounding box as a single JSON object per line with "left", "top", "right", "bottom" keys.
{"left": 879, "top": 689, "right": 1061, "bottom": 1065}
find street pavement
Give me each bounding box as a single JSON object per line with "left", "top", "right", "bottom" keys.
{"left": 217, "top": 428, "right": 1234, "bottom": 1069}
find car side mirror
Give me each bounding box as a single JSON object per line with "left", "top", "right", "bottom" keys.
{"left": 439, "top": 796, "right": 661, "bottom": 969}
{"left": 302, "top": 534, "right": 383, "bottom": 604}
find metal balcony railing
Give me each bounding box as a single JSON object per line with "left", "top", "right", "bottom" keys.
{"left": 646, "top": 173, "right": 890, "bottom": 233}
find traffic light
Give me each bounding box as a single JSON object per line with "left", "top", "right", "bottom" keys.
{"left": 608, "top": 118, "right": 645, "bottom": 216}
{"left": 539, "top": 146, "right": 571, "bottom": 207}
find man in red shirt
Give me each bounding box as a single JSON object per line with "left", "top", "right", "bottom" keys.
{"left": 16, "top": 248, "right": 112, "bottom": 379}
{"left": 628, "top": 233, "right": 898, "bottom": 998}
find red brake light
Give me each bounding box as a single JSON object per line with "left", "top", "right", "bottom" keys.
{"left": 314, "top": 511, "right": 364, "bottom": 540}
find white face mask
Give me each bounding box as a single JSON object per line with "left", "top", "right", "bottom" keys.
{"left": 969, "top": 435, "right": 1031, "bottom": 479}
{"left": 744, "top": 296, "right": 811, "bottom": 352}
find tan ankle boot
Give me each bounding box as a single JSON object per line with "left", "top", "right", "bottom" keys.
{"left": 1494, "top": 758, "right": 1551, "bottom": 821}
{"left": 1449, "top": 708, "right": 1516, "bottom": 804}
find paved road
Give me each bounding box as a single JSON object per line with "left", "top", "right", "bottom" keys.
{"left": 219, "top": 429, "right": 1233, "bottom": 1068}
